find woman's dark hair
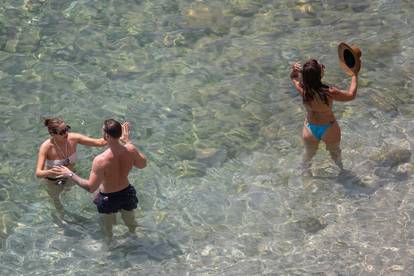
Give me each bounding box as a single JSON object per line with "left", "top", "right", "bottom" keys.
{"left": 301, "top": 59, "right": 329, "bottom": 105}
{"left": 103, "top": 119, "right": 122, "bottom": 138}
{"left": 43, "top": 117, "right": 65, "bottom": 134}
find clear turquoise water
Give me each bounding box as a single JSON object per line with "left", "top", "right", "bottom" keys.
{"left": 0, "top": 0, "right": 413, "bottom": 274}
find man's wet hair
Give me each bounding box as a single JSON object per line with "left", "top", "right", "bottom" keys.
{"left": 103, "top": 119, "right": 122, "bottom": 138}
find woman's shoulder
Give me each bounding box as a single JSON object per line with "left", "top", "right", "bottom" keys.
{"left": 39, "top": 139, "right": 52, "bottom": 152}
{"left": 41, "top": 138, "right": 52, "bottom": 146}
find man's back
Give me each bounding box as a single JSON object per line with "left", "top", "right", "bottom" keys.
{"left": 98, "top": 143, "right": 145, "bottom": 193}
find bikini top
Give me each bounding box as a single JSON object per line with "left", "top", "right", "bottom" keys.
{"left": 45, "top": 152, "right": 77, "bottom": 168}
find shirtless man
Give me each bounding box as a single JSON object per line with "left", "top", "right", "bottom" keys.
{"left": 53, "top": 119, "right": 147, "bottom": 237}
{"left": 290, "top": 59, "right": 358, "bottom": 174}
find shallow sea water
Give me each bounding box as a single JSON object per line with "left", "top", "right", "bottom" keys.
{"left": 0, "top": 0, "right": 413, "bottom": 275}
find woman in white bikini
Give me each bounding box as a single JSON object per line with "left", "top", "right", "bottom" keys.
{"left": 290, "top": 59, "right": 358, "bottom": 175}
{"left": 35, "top": 117, "right": 107, "bottom": 210}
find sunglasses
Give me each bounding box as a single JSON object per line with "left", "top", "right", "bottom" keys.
{"left": 51, "top": 125, "right": 71, "bottom": 135}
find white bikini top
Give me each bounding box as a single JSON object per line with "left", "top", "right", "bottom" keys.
{"left": 45, "top": 152, "right": 78, "bottom": 168}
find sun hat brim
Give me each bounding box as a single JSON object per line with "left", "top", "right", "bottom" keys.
{"left": 338, "top": 42, "right": 361, "bottom": 76}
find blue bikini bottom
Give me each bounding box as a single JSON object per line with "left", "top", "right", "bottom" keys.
{"left": 306, "top": 121, "right": 335, "bottom": 141}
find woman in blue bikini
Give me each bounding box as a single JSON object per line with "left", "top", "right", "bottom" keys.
{"left": 290, "top": 59, "right": 358, "bottom": 174}
{"left": 35, "top": 117, "right": 107, "bottom": 210}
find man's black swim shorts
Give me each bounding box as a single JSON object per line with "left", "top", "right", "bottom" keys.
{"left": 93, "top": 185, "right": 138, "bottom": 214}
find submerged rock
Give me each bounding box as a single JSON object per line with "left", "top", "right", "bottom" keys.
{"left": 176, "top": 160, "right": 207, "bottom": 178}
{"left": 370, "top": 148, "right": 411, "bottom": 168}
{"left": 350, "top": 3, "right": 370, "bottom": 12}
{"left": 172, "top": 143, "right": 196, "bottom": 160}
{"left": 16, "top": 27, "right": 41, "bottom": 53}
{"left": 183, "top": 2, "right": 231, "bottom": 34}
{"left": 224, "top": 127, "right": 257, "bottom": 147}
{"left": 23, "top": 0, "right": 48, "bottom": 12}
{"left": 295, "top": 216, "right": 327, "bottom": 234}
{"left": 242, "top": 102, "right": 272, "bottom": 121}
{"left": 63, "top": 1, "right": 98, "bottom": 23}
{"left": 196, "top": 147, "right": 228, "bottom": 167}
{"left": 260, "top": 122, "right": 282, "bottom": 140}
{"left": 193, "top": 119, "right": 223, "bottom": 140}
{"left": 0, "top": 189, "right": 10, "bottom": 201}
{"left": 228, "top": 0, "right": 262, "bottom": 17}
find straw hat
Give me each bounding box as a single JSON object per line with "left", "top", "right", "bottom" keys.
{"left": 338, "top": 42, "right": 361, "bottom": 75}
